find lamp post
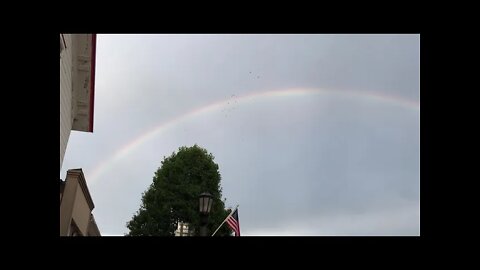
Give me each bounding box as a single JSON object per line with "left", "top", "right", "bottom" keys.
{"left": 199, "top": 192, "right": 213, "bottom": 236}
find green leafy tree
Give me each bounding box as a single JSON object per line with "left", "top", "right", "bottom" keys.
{"left": 126, "top": 144, "right": 232, "bottom": 236}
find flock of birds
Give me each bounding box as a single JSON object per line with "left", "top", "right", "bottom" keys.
{"left": 221, "top": 94, "right": 238, "bottom": 117}
{"left": 221, "top": 71, "right": 260, "bottom": 118}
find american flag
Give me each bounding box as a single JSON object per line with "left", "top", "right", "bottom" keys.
{"left": 226, "top": 208, "right": 240, "bottom": 236}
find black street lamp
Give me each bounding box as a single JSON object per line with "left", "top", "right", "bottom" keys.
{"left": 199, "top": 192, "right": 213, "bottom": 236}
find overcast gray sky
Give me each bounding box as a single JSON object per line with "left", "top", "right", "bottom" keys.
{"left": 61, "top": 34, "right": 420, "bottom": 236}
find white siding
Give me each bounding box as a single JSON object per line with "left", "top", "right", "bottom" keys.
{"left": 60, "top": 34, "right": 73, "bottom": 170}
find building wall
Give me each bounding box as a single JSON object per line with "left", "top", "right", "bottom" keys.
{"left": 59, "top": 173, "right": 77, "bottom": 235}
{"left": 60, "top": 169, "right": 100, "bottom": 236}
{"left": 60, "top": 34, "right": 73, "bottom": 170}
{"left": 72, "top": 186, "right": 92, "bottom": 234}
{"left": 71, "top": 34, "right": 94, "bottom": 132}
{"left": 175, "top": 222, "right": 193, "bottom": 236}
{"left": 60, "top": 34, "right": 95, "bottom": 170}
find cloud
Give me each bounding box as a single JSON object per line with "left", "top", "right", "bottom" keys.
{"left": 243, "top": 200, "right": 420, "bottom": 236}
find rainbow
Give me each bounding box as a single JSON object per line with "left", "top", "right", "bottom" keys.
{"left": 87, "top": 87, "right": 419, "bottom": 185}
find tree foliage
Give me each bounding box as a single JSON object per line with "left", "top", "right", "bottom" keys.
{"left": 126, "top": 145, "right": 232, "bottom": 236}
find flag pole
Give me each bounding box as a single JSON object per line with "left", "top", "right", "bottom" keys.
{"left": 211, "top": 205, "right": 239, "bottom": 236}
